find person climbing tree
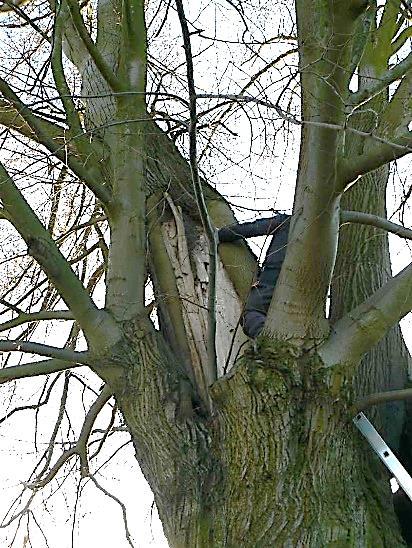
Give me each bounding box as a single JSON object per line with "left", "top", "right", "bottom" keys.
{"left": 218, "top": 213, "right": 290, "bottom": 337}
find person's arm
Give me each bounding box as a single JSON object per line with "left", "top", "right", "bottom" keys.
{"left": 218, "top": 214, "right": 289, "bottom": 242}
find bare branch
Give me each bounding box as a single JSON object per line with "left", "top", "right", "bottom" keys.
{"left": 0, "top": 340, "right": 89, "bottom": 363}
{"left": 353, "top": 388, "right": 412, "bottom": 414}
{"left": 0, "top": 161, "right": 120, "bottom": 348}
{"left": 0, "top": 310, "right": 74, "bottom": 333}
{"left": 0, "top": 374, "right": 60, "bottom": 424}
{"left": 0, "top": 99, "right": 68, "bottom": 145}
{"left": 175, "top": 0, "right": 217, "bottom": 397}
{"left": 0, "top": 490, "right": 36, "bottom": 529}
{"left": 28, "top": 385, "right": 112, "bottom": 488}
{"left": 0, "top": 0, "right": 50, "bottom": 40}
{"left": 87, "top": 474, "right": 134, "bottom": 548}
{"left": 0, "top": 80, "right": 111, "bottom": 205}
{"left": 341, "top": 210, "right": 412, "bottom": 240}
{"left": 27, "top": 385, "right": 112, "bottom": 490}
{"left": 0, "top": 358, "right": 82, "bottom": 384}
{"left": 76, "top": 385, "right": 112, "bottom": 475}
{"left": 349, "top": 51, "right": 412, "bottom": 107}
{"left": 319, "top": 261, "right": 412, "bottom": 367}
{"left": 196, "top": 93, "right": 412, "bottom": 169}
{"left": 89, "top": 402, "right": 117, "bottom": 459}
{"left": 30, "top": 373, "right": 70, "bottom": 483}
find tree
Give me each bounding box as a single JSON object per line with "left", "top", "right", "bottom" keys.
{"left": 0, "top": 0, "right": 412, "bottom": 545}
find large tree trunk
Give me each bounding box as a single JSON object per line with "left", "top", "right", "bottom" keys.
{"left": 105, "top": 329, "right": 405, "bottom": 547}
{"left": 330, "top": 28, "right": 411, "bottom": 447}
{"left": 66, "top": 1, "right": 410, "bottom": 544}
{"left": 331, "top": 169, "right": 409, "bottom": 449}
{"left": 331, "top": 167, "right": 411, "bottom": 543}
{"left": 209, "top": 342, "right": 403, "bottom": 547}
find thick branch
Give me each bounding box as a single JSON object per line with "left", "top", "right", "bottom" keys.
{"left": 161, "top": 194, "right": 212, "bottom": 409}
{"left": 354, "top": 388, "right": 412, "bottom": 414}
{"left": 341, "top": 210, "right": 412, "bottom": 240}
{"left": 380, "top": 0, "right": 402, "bottom": 35}
{"left": 101, "top": 1, "right": 147, "bottom": 322}
{"left": 263, "top": 1, "right": 363, "bottom": 340}
{"left": 379, "top": 70, "right": 412, "bottom": 137}
{"left": 145, "top": 121, "right": 256, "bottom": 301}
{"left": 118, "top": 0, "right": 146, "bottom": 90}
{"left": 391, "top": 26, "right": 412, "bottom": 55}
{"left": 147, "top": 195, "right": 194, "bottom": 383}
{"left": 104, "top": 149, "right": 146, "bottom": 323}
{"left": 0, "top": 79, "right": 111, "bottom": 204}
{"left": 0, "top": 310, "right": 74, "bottom": 333}
{"left": 349, "top": 53, "right": 412, "bottom": 107}
{"left": 0, "top": 99, "right": 68, "bottom": 144}
{"left": 66, "top": 0, "right": 122, "bottom": 92}
{"left": 340, "top": 131, "right": 412, "bottom": 187}
{"left": 319, "top": 261, "right": 412, "bottom": 367}
{"left": 348, "top": 7, "right": 374, "bottom": 77}
{"left": 51, "top": 4, "right": 88, "bottom": 145}
{"left": 0, "top": 358, "right": 81, "bottom": 383}
{"left": 59, "top": 1, "right": 90, "bottom": 72}
{"left": 0, "top": 340, "right": 89, "bottom": 362}
{"left": 0, "top": 162, "right": 120, "bottom": 348}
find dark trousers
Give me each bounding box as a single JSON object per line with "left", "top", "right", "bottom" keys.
{"left": 241, "top": 228, "right": 288, "bottom": 338}
{"left": 242, "top": 310, "right": 266, "bottom": 338}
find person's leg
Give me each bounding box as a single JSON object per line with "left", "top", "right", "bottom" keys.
{"left": 265, "top": 217, "right": 289, "bottom": 271}
{"left": 241, "top": 310, "right": 266, "bottom": 338}
{"left": 241, "top": 218, "right": 290, "bottom": 339}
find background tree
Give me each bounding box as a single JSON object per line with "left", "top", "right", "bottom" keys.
{"left": 0, "top": 0, "right": 412, "bottom": 546}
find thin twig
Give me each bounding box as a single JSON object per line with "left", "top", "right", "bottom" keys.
{"left": 175, "top": 0, "right": 217, "bottom": 403}
{"left": 196, "top": 92, "right": 412, "bottom": 154}
{"left": 27, "top": 386, "right": 112, "bottom": 489}
{"left": 0, "top": 310, "right": 74, "bottom": 333}
{"left": 87, "top": 474, "right": 135, "bottom": 548}
{"left": 0, "top": 374, "right": 60, "bottom": 425}
{"left": 89, "top": 402, "right": 117, "bottom": 459}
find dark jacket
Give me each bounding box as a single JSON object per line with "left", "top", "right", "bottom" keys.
{"left": 218, "top": 215, "right": 290, "bottom": 314}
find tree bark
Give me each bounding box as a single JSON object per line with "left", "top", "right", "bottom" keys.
{"left": 330, "top": 25, "right": 411, "bottom": 451}
{"left": 208, "top": 341, "right": 403, "bottom": 547}
{"left": 331, "top": 169, "right": 409, "bottom": 450}
{"left": 105, "top": 331, "right": 405, "bottom": 547}
{"left": 8, "top": 1, "right": 410, "bottom": 545}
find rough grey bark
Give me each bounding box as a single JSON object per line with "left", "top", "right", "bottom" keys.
{"left": 331, "top": 170, "right": 409, "bottom": 450}
{"left": 100, "top": 330, "right": 405, "bottom": 547}
{"left": 2, "top": 1, "right": 412, "bottom": 546}
{"left": 331, "top": 11, "right": 412, "bottom": 452}
{"left": 66, "top": 0, "right": 412, "bottom": 543}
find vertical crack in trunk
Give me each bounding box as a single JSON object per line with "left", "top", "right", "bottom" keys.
{"left": 154, "top": 202, "right": 247, "bottom": 382}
